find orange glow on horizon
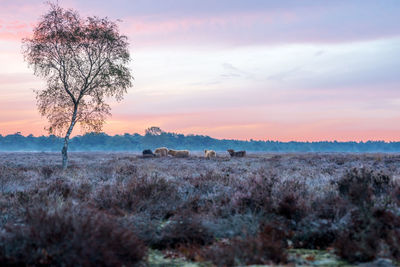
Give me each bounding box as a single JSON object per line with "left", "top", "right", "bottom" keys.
{"left": 1, "top": 111, "right": 399, "bottom": 142}
{"left": 1, "top": 1, "right": 400, "bottom": 142}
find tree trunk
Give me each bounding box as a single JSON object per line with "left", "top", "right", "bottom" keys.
{"left": 62, "top": 106, "right": 78, "bottom": 170}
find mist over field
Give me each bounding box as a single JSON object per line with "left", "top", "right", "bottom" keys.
{"left": 2, "top": 131, "right": 400, "bottom": 153}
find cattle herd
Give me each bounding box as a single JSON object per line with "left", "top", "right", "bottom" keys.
{"left": 142, "top": 147, "right": 246, "bottom": 158}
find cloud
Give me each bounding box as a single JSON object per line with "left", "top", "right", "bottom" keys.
{"left": 1, "top": 0, "right": 399, "bottom": 45}
{"left": 0, "top": 73, "right": 38, "bottom": 85}
{"left": 0, "top": 23, "right": 32, "bottom": 41}
{"left": 267, "top": 66, "right": 303, "bottom": 82}
{"left": 113, "top": 0, "right": 400, "bottom": 47}
{"left": 220, "top": 63, "right": 247, "bottom": 78}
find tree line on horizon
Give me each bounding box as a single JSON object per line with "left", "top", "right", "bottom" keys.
{"left": 1, "top": 130, "right": 399, "bottom": 152}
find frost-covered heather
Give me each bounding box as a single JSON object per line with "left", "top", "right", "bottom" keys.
{"left": 0, "top": 152, "right": 399, "bottom": 266}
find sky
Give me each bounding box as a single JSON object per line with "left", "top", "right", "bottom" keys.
{"left": 0, "top": 0, "right": 399, "bottom": 141}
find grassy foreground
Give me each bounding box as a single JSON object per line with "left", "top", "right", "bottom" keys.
{"left": 0, "top": 152, "right": 399, "bottom": 266}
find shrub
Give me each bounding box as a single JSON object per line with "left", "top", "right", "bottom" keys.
{"left": 41, "top": 166, "right": 55, "bottom": 179}
{"left": 336, "top": 168, "right": 391, "bottom": 208}
{"left": 334, "top": 208, "right": 400, "bottom": 263}
{"left": 46, "top": 178, "right": 72, "bottom": 198}
{"left": 0, "top": 204, "right": 147, "bottom": 266}
{"left": 202, "top": 212, "right": 263, "bottom": 239}
{"left": 94, "top": 175, "right": 181, "bottom": 219}
{"left": 311, "top": 193, "right": 348, "bottom": 221}
{"left": 392, "top": 184, "right": 400, "bottom": 206}
{"left": 0, "top": 165, "right": 19, "bottom": 193}
{"left": 200, "top": 222, "right": 288, "bottom": 266}
{"left": 293, "top": 218, "right": 337, "bottom": 249}
{"left": 115, "top": 163, "right": 138, "bottom": 177}
{"left": 333, "top": 168, "right": 400, "bottom": 262}
{"left": 232, "top": 173, "right": 278, "bottom": 213}
{"left": 277, "top": 193, "right": 307, "bottom": 222}
{"left": 152, "top": 214, "right": 214, "bottom": 249}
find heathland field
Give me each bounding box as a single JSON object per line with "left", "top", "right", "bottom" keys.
{"left": 0, "top": 152, "right": 399, "bottom": 266}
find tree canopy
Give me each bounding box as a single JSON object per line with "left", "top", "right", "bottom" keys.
{"left": 22, "top": 3, "right": 132, "bottom": 168}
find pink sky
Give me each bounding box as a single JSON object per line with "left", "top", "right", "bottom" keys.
{"left": 0, "top": 0, "right": 400, "bottom": 141}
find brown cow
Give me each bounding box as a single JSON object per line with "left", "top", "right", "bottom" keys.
{"left": 168, "top": 149, "right": 190, "bottom": 158}
{"left": 154, "top": 147, "right": 168, "bottom": 157}
{"left": 204, "top": 149, "right": 216, "bottom": 159}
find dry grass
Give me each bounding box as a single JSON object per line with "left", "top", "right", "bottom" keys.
{"left": 0, "top": 152, "right": 399, "bottom": 265}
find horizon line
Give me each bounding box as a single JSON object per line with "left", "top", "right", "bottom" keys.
{"left": 1, "top": 131, "right": 399, "bottom": 143}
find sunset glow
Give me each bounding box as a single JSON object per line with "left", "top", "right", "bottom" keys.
{"left": 1, "top": 0, "right": 399, "bottom": 141}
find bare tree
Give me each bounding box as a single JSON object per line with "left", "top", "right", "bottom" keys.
{"left": 22, "top": 3, "right": 132, "bottom": 169}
